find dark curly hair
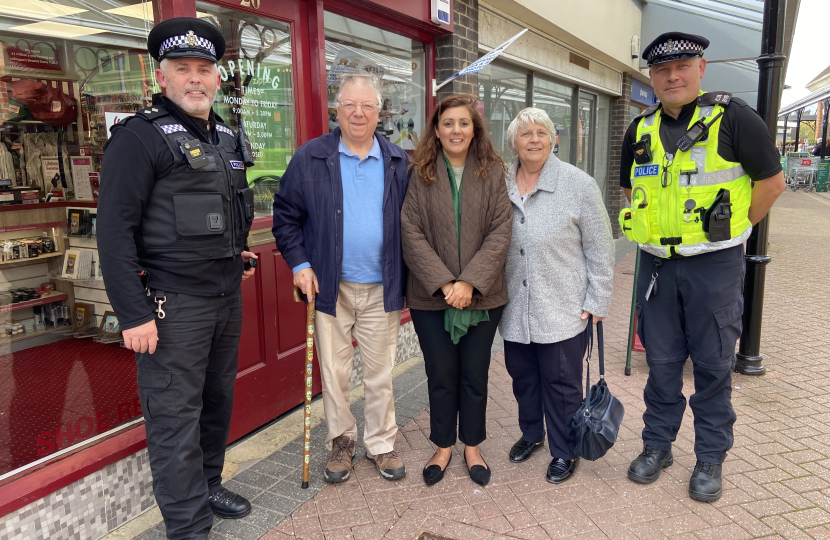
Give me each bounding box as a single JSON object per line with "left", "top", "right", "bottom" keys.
{"left": 409, "top": 93, "right": 505, "bottom": 184}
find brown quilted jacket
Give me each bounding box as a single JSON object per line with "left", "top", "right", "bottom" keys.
{"left": 401, "top": 152, "right": 513, "bottom": 311}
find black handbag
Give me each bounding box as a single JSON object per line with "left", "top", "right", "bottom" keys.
{"left": 569, "top": 319, "right": 625, "bottom": 461}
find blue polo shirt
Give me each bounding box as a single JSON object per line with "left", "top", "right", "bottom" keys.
{"left": 291, "top": 136, "right": 384, "bottom": 285}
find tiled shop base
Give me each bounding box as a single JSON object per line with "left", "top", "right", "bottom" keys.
{"left": 0, "top": 450, "right": 154, "bottom": 540}
{"left": 0, "top": 321, "right": 422, "bottom": 540}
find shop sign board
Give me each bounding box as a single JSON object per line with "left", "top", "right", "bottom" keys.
{"left": 817, "top": 159, "right": 829, "bottom": 192}
{"left": 1, "top": 38, "right": 63, "bottom": 74}
{"left": 631, "top": 78, "right": 657, "bottom": 106}
{"left": 431, "top": 0, "right": 451, "bottom": 25}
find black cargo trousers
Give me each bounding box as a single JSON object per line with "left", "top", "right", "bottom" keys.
{"left": 136, "top": 289, "right": 243, "bottom": 540}
{"left": 635, "top": 245, "right": 745, "bottom": 464}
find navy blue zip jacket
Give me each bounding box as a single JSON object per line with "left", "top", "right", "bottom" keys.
{"left": 272, "top": 128, "right": 410, "bottom": 317}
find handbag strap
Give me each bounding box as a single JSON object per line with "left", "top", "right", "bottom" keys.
{"left": 584, "top": 315, "right": 594, "bottom": 399}
{"left": 597, "top": 320, "right": 605, "bottom": 379}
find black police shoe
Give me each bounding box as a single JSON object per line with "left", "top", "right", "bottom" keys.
{"left": 208, "top": 487, "right": 252, "bottom": 519}
{"left": 546, "top": 457, "right": 579, "bottom": 484}
{"left": 689, "top": 461, "right": 722, "bottom": 502}
{"left": 509, "top": 438, "right": 544, "bottom": 463}
{"left": 627, "top": 445, "right": 673, "bottom": 484}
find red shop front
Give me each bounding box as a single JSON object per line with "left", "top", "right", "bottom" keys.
{"left": 0, "top": 0, "right": 450, "bottom": 524}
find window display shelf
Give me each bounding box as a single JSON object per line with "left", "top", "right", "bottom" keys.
{"left": 0, "top": 251, "right": 63, "bottom": 267}
{"left": 2, "top": 327, "right": 63, "bottom": 344}
{"left": 0, "top": 292, "right": 67, "bottom": 314}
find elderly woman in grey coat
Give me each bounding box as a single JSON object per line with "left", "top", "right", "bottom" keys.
{"left": 500, "top": 108, "right": 614, "bottom": 484}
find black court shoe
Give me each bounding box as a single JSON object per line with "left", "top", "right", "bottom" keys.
{"left": 464, "top": 450, "right": 491, "bottom": 486}
{"left": 423, "top": 452, "right": 452, "bottom": 486}
{"left": 509, "top": 438, "right": 544, "bottom": 463}
{"left": 208, "top": 487, "right": 252, "bottom": 519}
{"left": 546, "top": 457, "right": 579, "bottom": 484}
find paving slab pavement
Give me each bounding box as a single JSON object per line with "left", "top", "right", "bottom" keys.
{"left": 125, "top": 191, "right": 830, "bottom": 540}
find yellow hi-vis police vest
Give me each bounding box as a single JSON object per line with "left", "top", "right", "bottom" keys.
{"left": 618, "top": 91, "right": 752, "bottom": 258}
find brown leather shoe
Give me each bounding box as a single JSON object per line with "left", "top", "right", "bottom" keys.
{"left": 324, "top": 435, "right": 355, "bottom": 483}
{"left": 366, "top": 449, "right": 406, "bottom": 480}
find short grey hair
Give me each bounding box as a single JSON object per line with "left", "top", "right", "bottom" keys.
{"left": 507, "top": 108, "right": 557, "bottom": 152}
{"left": 334, "top": 73, "right": 383, "bottom": 107}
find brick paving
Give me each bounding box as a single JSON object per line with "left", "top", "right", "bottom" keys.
{"left": 246, "top": 191, "right": 830, "bottom": 540}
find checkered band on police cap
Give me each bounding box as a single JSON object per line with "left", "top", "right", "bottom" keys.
{"left": 159, "top": 30, "right": 216, "bottom": 60}
{"left": 647, "top": 39, "right": 703, "bottom": 64}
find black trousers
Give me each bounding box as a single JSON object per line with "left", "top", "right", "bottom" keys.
{"left": 636, "top": 245, "right": 744, "bottom": 464}
{"left": 504, "top": 329, "right": 588, "bottom": 460}
{"left": 137, "top": 289, "right": 242, "bottom": 540}
{"left": 410, "top": 306, "right": 504, "bottom": 448}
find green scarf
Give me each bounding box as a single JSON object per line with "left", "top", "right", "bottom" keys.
{"left": 442, "top": 153, "right": 489, "bottom": 344}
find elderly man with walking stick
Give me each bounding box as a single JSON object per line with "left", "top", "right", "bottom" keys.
{"left": 273, "top": 73, "right": 410, "bottom": 483}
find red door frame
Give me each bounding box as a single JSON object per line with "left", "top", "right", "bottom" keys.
{"left": 0, "top": 0, "right": 447, "bottom": 518}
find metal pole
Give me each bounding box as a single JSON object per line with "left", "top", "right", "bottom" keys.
{"left": 782, "top": 113, "right": 788, "bottom": 153}
{"left": 820, "top": 99, "right": 829, "bottom": 159}
{"left": 794, "top": 109, "right": 802, "bottom": 152}
{"left": 625, "top": 247, "right": 641, "bottom": 376}
{"left": 735, "top": 0, "right": 787, "bottom": 376}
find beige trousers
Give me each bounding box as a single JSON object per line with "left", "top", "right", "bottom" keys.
{"left": 315, "top": 281, "right": 401, "bottom": 454}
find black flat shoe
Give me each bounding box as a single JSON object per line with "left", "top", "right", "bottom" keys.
{"left": 464, "top": 451, "right": 491, "bottom": 486}
{"left": 509, "top": 438, "right": 544, "bottom": 463}
{"left": 546, "top": 457, "right": 579, "bottom": 484}
{"left": 689, "top": 461, "right": 722, "bottom": 502}
{"left": 208, "top": 487, "right": 251, "bottom": 519}
{"left": 423, "top": 452, "right": 452, "bottom": 486}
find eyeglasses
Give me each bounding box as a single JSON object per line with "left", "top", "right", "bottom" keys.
{"left": 338, "top": 102, "right": 378, "bottom": 114}
{"left": 519, "top": 129, "right": 551, "bottom": 140}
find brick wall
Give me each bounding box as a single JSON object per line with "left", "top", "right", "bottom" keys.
{"left": 606, "top": 73, "right": 633, "bottom": 238}
{"left": 435, "top": 0, "right": 478, "bottom": 101}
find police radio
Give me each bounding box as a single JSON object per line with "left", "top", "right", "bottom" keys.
{"left": 237, "top": 120, "right": 256, "bottom": 168}
{"left": 676, "top": 112, "right": 723, "bottom": 152}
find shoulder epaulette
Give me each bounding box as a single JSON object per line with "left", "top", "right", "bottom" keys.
{"left": 215, "top": 124, "right": 236, "bottom": 138}
{"left": 633, "top": 102, "right": 661, "bottom": 122}
{"left": 134, "top": 105, "right": 170, "bottom": 121}
{"left": 697, "top": 92, "right": 732, "bottom": 107}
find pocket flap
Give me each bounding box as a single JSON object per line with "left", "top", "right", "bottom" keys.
{"left": 137, "top": 369, "right": 172, "bottom": 388}
{"left": 173, "top": 192, "right": 224, "bottom": 236}
{"left": 714, "top": 299, "right": 742, "bottom": 328}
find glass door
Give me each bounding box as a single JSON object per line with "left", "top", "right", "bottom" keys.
{"left": 577, "top": 92, "right": 595, "bottom": 175}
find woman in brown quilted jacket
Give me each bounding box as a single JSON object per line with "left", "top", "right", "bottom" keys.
{"left": 401, "top": 94, "right": 513, "bottom": 487}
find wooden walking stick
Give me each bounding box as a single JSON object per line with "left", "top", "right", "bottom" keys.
{"left": 293, "top": 286, "right": 315, "bottom": 489}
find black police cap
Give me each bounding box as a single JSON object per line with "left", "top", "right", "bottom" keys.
{"left": 643, "top": 32, "right": 709, "bottom": 66}
{"left": 147, "top": 17, "right": 225, "bottom": 63}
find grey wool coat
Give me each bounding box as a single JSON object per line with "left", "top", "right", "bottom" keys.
{"left": 499, "top": 152, "right": 615, "bottom": 345}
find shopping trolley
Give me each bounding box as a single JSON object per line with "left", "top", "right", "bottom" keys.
{"left": 785, "top": 153, "right": 820, "bottom": 192}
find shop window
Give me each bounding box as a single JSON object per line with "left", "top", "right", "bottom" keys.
{"left": 0, "top": 0, "right": 156, "bottom": 479}
{"left": 324, "top": 12, "right": 425, "bottom": 153}
{"left": 478, "top": 62, "right": 528, "bottom": 162}
{"left": 198, "top": 2, "right": 296, "bottom": 217}
{"left": 532, "top": 77, "right": 574, "bottom": 164}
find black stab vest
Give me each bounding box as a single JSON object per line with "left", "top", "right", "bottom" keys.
{"left": 127, "top": 105, "right": 254, "bottom": 262}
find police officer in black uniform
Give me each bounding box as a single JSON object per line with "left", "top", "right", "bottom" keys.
{"left": 620, "top": 32, "right": 785, "bottom": 502}
{"left": 97, "top": 18, "right": 258, "bottom": 539}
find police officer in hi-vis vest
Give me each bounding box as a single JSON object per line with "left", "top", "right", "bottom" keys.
{"left": 97, "top": 18, "right": 258, "bottom": 539}
{"left": 619, "top": 32, "right": 785, "bottom": 502}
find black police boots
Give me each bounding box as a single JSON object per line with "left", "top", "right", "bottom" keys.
{"left": 509, "top": 438, "right": 544, "bottom": 463}
{"left": 689, "top": 461, "right": 722, "bottom": 502}
{"left": 208, "top": 487, "right": 252, "bottom": 519}
{"left": 627, "top": 445, "right": 673, "bottom": 484}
